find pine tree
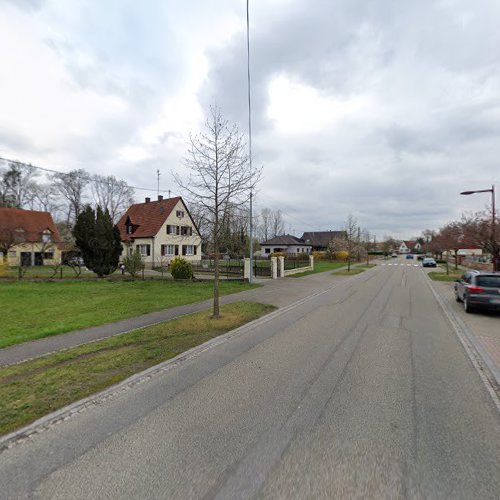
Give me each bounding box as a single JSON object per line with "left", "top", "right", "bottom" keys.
{"left": 73, "top": 205, "right": 122, "bottom": 277}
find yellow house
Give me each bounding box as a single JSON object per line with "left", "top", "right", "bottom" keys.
{"left": 0, "top": 207, "right": 62, "bottom": 267}
{"left": 117, "top": 196, "right": 202, "bottom": 269}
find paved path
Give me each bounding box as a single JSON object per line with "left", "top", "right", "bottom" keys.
{"left": 0, "top": 270, "right": 350, "bottom": 367}
{"left": 1, "top": 262, "right": 499, "bottom": 499}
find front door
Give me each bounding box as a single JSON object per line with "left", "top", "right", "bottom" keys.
{"left": 20, "top": 252, "right": 31, "bottom": 267}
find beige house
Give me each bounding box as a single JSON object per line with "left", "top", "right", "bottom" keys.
{"left": 117, "top": 196, "right": 202, "bottom": 268}
{"left": 0, "top": 207, "right": 62, "bottom": 266}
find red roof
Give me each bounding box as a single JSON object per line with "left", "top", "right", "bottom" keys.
{"left": 117, "top": 197, "right": 183, "bottom": 240}
{"left": 0, "top": 207, "right": 61, "bottom": 243}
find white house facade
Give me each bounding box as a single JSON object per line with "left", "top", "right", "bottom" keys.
{"left": 118, "top": 196, "right": 202, "bottom": 268}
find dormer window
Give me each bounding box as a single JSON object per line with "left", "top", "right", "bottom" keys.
{"left": 42, "top": 230, "right": 51, "bottom": 243}
{"left": 126, "top": 225, "right": 134, "bottom": 235}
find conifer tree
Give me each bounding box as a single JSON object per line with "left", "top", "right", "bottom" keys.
{"left": 73, "top": 205, "right": 122, "bottom": 277}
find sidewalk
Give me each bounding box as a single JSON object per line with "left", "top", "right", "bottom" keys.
{"left": 0, "top": 270, "right": 352, "bottom": 367}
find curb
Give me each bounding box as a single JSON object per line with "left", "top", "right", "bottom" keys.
{"left": 426, "top": 277, "right": 500, "bottom": 412}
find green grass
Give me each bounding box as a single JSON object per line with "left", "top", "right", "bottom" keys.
{"left": 334, "top": 268, "right": 365, "bottom": 276}
{"left": 0, "top": 280, "right": 259, "bottom": 349}
{"left": 356, "top": 264, "right": 376, "bottom": 269}
{"left": 287, "top": 261, "right": 346, "bottom": 278}
{"left": 427, "top": 270, "right": 462, "bottom": 282}
{"left": 0, "top": 301, "right": 276, "bottom": 436}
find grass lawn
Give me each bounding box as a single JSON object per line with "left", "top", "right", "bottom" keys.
{"left": 0, "top": 301, "right": 276, "bottom": 436}
{"left": 356, "top": 264, "right": 376, "bottom": 269}
{"left": 334, "top": 268, "right": 365, "bottom": 276}
{"left": 287, "top": 261, "right": 346, "bottom": 278}
{"left": 427, "top": 269, "right": 462, "bottom": 282}
{"left": 0, "top": 280, "right": 259, "bottom": 349}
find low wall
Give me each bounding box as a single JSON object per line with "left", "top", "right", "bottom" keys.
{"left": 283, "top": 265, "right": 313, "bottom": 276}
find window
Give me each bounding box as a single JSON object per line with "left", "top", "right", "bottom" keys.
{"left": 43, "top": 252, "right": 54, "bottom": 260}
{"left": 8, "top": 251, "right": 16, "bottom": 257}
{"left": 176, "top": 210, "right": 185, "bottom": 218}
{"left": 126, "top": 225, "right": 134, "bottom": 235}
{"left": 265, "top": 248, "right": 271, "bottom": 254}
{"left": 42, "top": 231, "right": 52, "bottom": 243}
{"left": 136, "top": 244, "right": 151, "bottom": 257}
{"left": 180, "top": 226, "right": 193, "bottom": 236}
{"left": 167, "top": 225, "right": 179, "bottom": 235}
{"left": 161, "top": 244, "right": 176, "bottom": 256}
{"left": 182, "top": 245, "right": 196, "bottom": 256}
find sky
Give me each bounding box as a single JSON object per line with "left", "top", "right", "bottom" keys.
{"left": 1, "top": 0, "right": 499, "bottom": 239}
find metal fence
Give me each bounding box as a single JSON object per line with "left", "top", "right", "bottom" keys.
{"left": 191, "top": 259, "right": 244, "bottom": 278}
{"left": 284, "top": 258, "right": 310, "bottom": 270}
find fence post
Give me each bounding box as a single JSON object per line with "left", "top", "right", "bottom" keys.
{"left": 244, "top": 258, "right": 251, "bottom": 281}
{"left": 309, "top": 255, "right": 314, "bottom": 270}
{"left": 271, "top": 257, "right": 278, "bottom": 279}
{"left": 278, "top": 256, "right": 285, "bottom": 277}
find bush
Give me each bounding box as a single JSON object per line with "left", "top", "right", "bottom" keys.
{"left": 312, "top": 251, "right": 327, "bottom": 261}
{"left": 334, "top": 251, "right": 349, "bottom": 261}
{"left": 123, "top": 250, "right": 144, "bottom": 277}
{"left": 169, "top": 257, "right": 193, "bottom": 280}
{"left": 270, "top": 252, "right": 286, "bottom": 258}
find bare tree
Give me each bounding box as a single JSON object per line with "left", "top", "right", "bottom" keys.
{"left": 344, "top": 214, "right": 359, "bottom": 271}
{"left": 175, "top": 105, "right": 261, "bottom": 318}
{"left": 32, "top": 183, "right": 61, "bottom": 214}
{"left": 270, "top": 209, "right": 285, "bottom": 237}
{"left": 90, "top": 174, "right": 135, "bottom": 223}
{"left": 0, "top": 163, "right": 38, "bottom": 208}
{"left": 259, "top": 208, "right": 272, "bottom": 242}
{"left": 0, "top": 227, "right": 21, "bottom": 263}
{"left": 52, "top": 169, "right": 90, "bottom": 225}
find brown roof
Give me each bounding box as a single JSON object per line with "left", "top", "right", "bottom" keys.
{"left": 261, "top": 234, "right": 310, "bottom": 246}
{"left": 117, "top": 197, "right": 184, "bottom": 240}
{"left": 0, "top": 207, "right": 61, "bottom": 243}
{"left": 301, "top": 231, "right": 347, "bottom": 248}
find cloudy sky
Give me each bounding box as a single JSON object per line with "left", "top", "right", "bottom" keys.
{"left": 1, "top": 0, "right": 499, "bottom": 239}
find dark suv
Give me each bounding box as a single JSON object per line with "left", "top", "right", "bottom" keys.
{"left": 454, "top": 271, "right": 500, "bottom": 313}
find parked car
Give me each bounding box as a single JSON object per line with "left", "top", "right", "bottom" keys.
{"left": 67, "top": 256, "right": 85, "bottom": 266}
{"left": 422, "top": 257, "right": 437, "bottom": 267}
{"left": 391, "top": 253, "right": 398, "bottom": 258}
{"left": 454, "top": 271, "right": 500, "bottom": 313}
{"left": 406, "top": 254, "right": 414, "bottom": 259}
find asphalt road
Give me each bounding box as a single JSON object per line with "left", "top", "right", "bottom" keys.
{"left": 1, "top": 262, "right": 499, "bottom": 499}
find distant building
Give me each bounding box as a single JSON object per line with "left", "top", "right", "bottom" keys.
{"left": 260, "top": 235, "right": 312, "bottom": 257}
{"left": 0, "top": 207, "right": 61, "bottom": 266}
{"left": 300, "top": 231, "right": 347, "bottom": 251}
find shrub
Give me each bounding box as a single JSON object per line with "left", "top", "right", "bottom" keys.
{"left": 169, "top": 257, "right": 193, "bottom": 279}
{"left": 123, "top": 250, "right": 144, "bottom": 277}
{"left": 312, "top": 251, "right": 327, "bottom": 261}
{"left": 334, "top": 251, "right": 349, "bottom": 261}
{"left": 270, "top": 252, "right": 286, "bottom": 258}
{"left": 296, "top": 252, "right": 310, "bottom": 260}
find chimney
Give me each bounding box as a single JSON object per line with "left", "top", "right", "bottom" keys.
{"left": 145, "top": 197, "right": 151, "bottom": 203}
{"left": 158, "top": 195, "right": 163, "bottom": 201}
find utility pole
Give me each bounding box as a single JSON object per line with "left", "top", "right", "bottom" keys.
{"left": 246, "top": 0, "right": 253, "bottom": 283}
{"left": 156, "top": 170, "right": 161, "bottom": 198}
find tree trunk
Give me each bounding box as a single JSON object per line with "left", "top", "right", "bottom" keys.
{"left": 213, "top": 239, "right": 220, "bottom": 319}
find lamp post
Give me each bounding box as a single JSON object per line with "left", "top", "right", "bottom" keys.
{"left": 460, "top": 185, "right": 496, "bottom": 272}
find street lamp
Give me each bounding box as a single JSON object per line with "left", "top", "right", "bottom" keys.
{"left": 460, "top": 185, "right": 496, "bottom": 272}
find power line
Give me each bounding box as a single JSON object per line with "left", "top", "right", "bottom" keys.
{"left": 0, "top": 155, "right": 172, "bottom": 194}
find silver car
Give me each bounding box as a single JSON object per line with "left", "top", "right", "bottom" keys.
{"left": 454, "top": 271, "right": 500, "bottom": 313}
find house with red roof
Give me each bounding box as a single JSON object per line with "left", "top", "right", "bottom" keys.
{"left": 117, "top": 196, "right": 202, "bottom": 268}
{"left": 0, "top": 207, "right": 62, "bottom": 266}
{"left": 398, "top": 240, "right": 422, "bottom": 254}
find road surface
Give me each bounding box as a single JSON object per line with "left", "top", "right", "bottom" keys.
{"left": 1, "top": 262, "right": 499, "bottom": 499}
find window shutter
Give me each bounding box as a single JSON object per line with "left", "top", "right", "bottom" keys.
{"left": 147, "top": 245, "right": 151, "bottom": 256}
{"left": 182, "top": 245, "right": 186, "bottom": 256}
{"left": 175, "top": 245, "right": 179, "bottom": 256}
{"left": 194, "top": 245, "right": 197, "bottom": 255}
{"left": 176, "top": 226, "right": 180, "bottom": 235}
